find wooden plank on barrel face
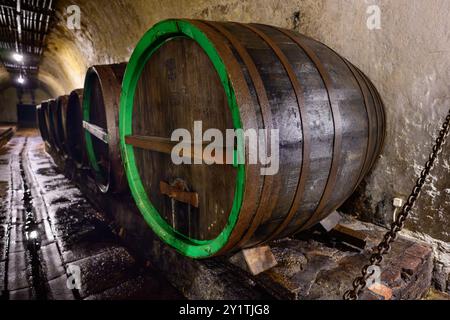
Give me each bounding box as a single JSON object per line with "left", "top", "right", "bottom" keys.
{"left": 125, "top": 134, "right": 231, "bottom": 164}
{"left": 83, "top": 121, "right": 109, "bottom": 144}
{"left": 131, "top": 37, "right": 237, "bottom": 241}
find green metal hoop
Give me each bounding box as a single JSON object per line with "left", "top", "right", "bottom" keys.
{"left": 82, "top": 68, "right": 108, "bottom": 193}
{"left": 119, "top": 19, "right": 245, "bottom": 258}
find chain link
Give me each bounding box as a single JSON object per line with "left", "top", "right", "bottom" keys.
{"left": 343, "top": 109, "right": 450, "bottom": 300}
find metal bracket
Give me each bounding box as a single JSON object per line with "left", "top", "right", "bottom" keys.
{"left": 160, "top": 180, "right": 199, "bottom": 208}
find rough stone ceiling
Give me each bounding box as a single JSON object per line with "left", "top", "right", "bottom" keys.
{"left": 30, "top": 0, "right": 304, "bottom": 96}
{"left": 0, "top": 0, "right": 306, "bottom": 96}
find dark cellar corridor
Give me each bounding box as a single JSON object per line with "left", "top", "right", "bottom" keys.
{"left": 0, "top": 128, "right": 182, "bottom": 299}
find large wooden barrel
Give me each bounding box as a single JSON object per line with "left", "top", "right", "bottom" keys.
{"left": 36, "top": 102, "right": 50, "bottom": 143}
{"left": 55, "top": 95, "right": 70, "bottom": 156}
{"left": 83, "top": 63, "right": 128, "bottom": 194}
{"left": 64, "top": 89, "right": 88, "bottom": 167}
{"left": 119, "top": 19, "right": 386, "bottom": 258}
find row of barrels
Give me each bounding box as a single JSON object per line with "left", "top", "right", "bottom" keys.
{"left": 36, "top": 19, "right": 386, "bottom": 259}
{"left": 36, "top": 66, "right": 126, "bottom": 194}
{"left": 37, "top": 90, "right": 86, "bottom": 168}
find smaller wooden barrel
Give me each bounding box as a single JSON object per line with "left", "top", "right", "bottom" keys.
{"left": 44, "top": 99, "right": 57, "bottom": 149}
{"left": 36, "top": 102, "right": 50, "bottom": 143}
{"left": 83, "top": 63, "right": 128, "bottom": 194}
{"left": 64, "top": 89, "right": 88, "bottom": 167}
{"left": 55, "top": 95, "right": 70, "bottom": 156}
{"left": 49, "top": 99, "right": 64, "bottom": 153}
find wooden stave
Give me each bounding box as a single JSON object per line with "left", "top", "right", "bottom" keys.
{"left": 195, "top": 21, "right": 380, "bottom": 248}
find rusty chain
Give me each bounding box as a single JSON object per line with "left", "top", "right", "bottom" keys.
{"left": 343, "top": 108, "right": 450, "bottom": 300}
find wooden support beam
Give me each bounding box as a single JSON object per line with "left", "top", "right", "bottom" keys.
{"left": 330, "top": 224, "right": 367, "bottom": 250}
{"left": 229, "top": 246, "right": 278, "bottom": 276}
{"left": 125, "top": 135, "right": 234, "bottom": 165}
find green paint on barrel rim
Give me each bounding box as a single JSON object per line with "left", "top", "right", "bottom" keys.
{"left": 119, "top": 19, "right": 245, "bottom": 258}
{"left": 82, "top": 68, "right": 108, "bottom": 193}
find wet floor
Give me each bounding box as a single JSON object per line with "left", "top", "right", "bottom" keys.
{"left": 0, "top": 130, "right": 183, "bottom": 300}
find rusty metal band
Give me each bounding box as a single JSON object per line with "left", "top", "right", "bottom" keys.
{"left": 354, "top": 66, "right": 384, "bottom": 171}
{"left": 354, "top": 67, "right": 382, "bottom": 173}
{"left": 279, "top": 29, "right": 343, "bottom": 231}
{"left": 200, "top": 21, "right": 278, "bottom": 248}
{"left": 355, "top": 65, "right": 385, "bottom": 148}
{"left": 188, "top": 20, "right": 264, "bottom": 254}
{"left": 365, "top": 71, "right": 386, "bottom": 158}
{"left": 334, "top": 57, "right": 374, "bottom": 189}
{"left": 242, "top": 24, "right": 311, "bottom": 243}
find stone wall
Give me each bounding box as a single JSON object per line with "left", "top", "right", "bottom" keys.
{"left": 0, "top": 87, "right": 17, "bottom": 123}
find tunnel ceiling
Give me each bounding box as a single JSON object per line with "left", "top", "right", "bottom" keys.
{"left": 30, "top": 0, "right": 304, "bottom": 97}
{"left": 0, "top": 0, "right": 58, "bottom": 93}
{"left": 1, "top": 0, "right": 306, "bottom": 100}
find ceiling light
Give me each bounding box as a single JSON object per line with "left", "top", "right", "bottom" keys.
{"left": 13, "top": 53, "right": 24, "bottom": 62}
{"left": 28, "top": 230, "right": 39, "bottom": 240}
